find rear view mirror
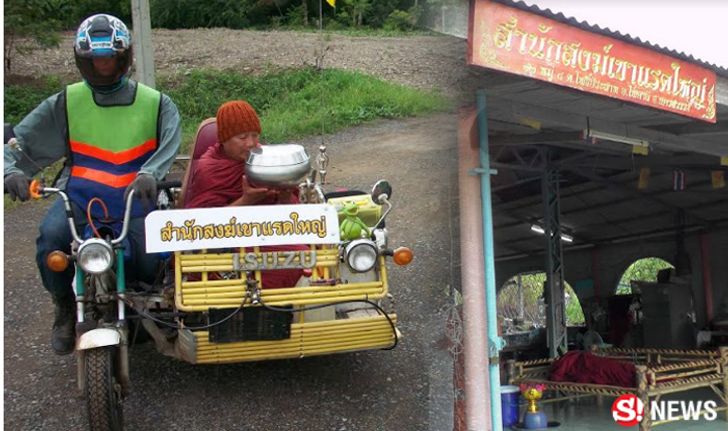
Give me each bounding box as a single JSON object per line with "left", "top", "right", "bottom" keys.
{"left": 371, "top": 180, "right": 392, "bottom": 205}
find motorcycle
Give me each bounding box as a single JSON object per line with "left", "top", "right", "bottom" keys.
{"left": 27, "top": 118, "right": 413, "bottom": 431}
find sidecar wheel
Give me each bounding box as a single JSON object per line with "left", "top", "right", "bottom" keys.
{"left": 85, "top": 347, "right": 124, "bottom": 431}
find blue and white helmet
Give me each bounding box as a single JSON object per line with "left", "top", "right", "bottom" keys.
{"left": 74, "top": 14, "right": 133, "bottom": 87}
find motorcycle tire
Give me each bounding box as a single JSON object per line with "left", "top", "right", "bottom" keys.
{"left": 85, "top": 347, "right": 124, "bottom": 431}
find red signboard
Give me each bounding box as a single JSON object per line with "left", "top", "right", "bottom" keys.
{"left": 468, "top": 0, "right": 717, "bottom": 123}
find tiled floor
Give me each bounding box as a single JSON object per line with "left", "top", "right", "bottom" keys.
{"left": 507, "top": 388, "right": 726, "bottom": 431}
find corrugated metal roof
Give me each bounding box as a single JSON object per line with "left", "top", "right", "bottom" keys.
{"left": 493, "top": 0, "right": 728, "bottom": 78}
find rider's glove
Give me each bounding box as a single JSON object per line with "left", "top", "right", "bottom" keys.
{"left": 4, "top": 172, "right": 30, "bottom": 202}
{"left": 124, "top": 173, "right": 157, "bottom": 209}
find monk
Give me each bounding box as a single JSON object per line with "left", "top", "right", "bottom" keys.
{"left": 184, "top": 100, "right": 305, "bottom": 288}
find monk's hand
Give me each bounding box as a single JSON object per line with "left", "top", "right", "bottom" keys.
{"left": 124, "top": 173, "right": 157, "bottom": 208}
{"left": 240, "top": 175, "right": 277, "bottom": 205}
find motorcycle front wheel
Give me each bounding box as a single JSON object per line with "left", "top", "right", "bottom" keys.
{"left": 85, "top": 347, "right": 124, "bottom": 431}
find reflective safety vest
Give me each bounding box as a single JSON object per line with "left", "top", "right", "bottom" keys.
{"left": 65, "top": 82, "right": 161, "bottom": 219}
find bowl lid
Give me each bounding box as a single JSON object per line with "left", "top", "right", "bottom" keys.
{"left": 247, "top": 144, "right": 309, "bottom": 167}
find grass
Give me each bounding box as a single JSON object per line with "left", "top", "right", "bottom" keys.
{"left": 4, "top": 66, "right": 449, "bottom": 208}
{"left": 160, "top": 67, "right": 449, "bottom": 151}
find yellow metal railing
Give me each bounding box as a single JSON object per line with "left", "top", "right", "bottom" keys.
{"left": 193, "top": 314, "right": 397, "bottom": 364}
{"left": 174, "top": 247, "right": 389, "bottom": 311}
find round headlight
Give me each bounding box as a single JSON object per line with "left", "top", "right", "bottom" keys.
{"left": 77, "top": 239, "right": 114, "bottom": 274}
{"left": 345, "top": 239, "right": 378, "bottom": 273}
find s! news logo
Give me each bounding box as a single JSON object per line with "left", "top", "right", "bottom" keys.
{"left": 611, "top": 394, "right": 718, "bottom": 426}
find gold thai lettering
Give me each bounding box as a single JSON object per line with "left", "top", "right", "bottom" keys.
{"left": 161, "top": 221, "right": 173, "bottom": 242}
{"left": 312, "top": 217, "right": 327, "bottom": 238}
{"left": 493, "top": 16, "right": 518, "bottom": 50}
{"left": 180, "top": 219, "right": 195, "bottom": 240}
{"left": 539, "top": 66, "right": 553, "bottom": 81}
{"left": 214, "top": 225, "right": 225, "bottom": 237}
{"left": 514, "top": 27, "right": 530, "bottom": 55}
{"left": 224, "top": 222, "right": 234, "bottom": 238}
{"left": 545, "top": 39, "right": 563, "bottom": 64}
{"left": 577, "top": 49, "right": 592, "bottom": 72}
{"left": 485, "top": 15, "right": 710, "bottom": 110}
{"left": 159, "top": 213, "right": 330, "bottom": 243}
{"left": 296, "top": 220, "right": 312, "bottom": 234}
{"left": 203, "top": 224, "right": 215, "bottom": 239}
{"left": 561, "top": 42, "right": 581, "bottom": 68}
{"left": 527, "top": 34, "right": 547, "bottom": 59}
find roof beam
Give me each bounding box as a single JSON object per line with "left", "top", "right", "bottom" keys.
{"left": 566, "top": 168, "right": 711, "bottom": 226}
{"left": 495, "top": 221, "right": 728, "bottom": 262}
{"left": 574, "top": 199, "right": 727, "bottom": 232}
{"left": 485, "top": 95, "right": 727, "bottom": 157}
{"left": 650, "top": 120, "right": 728, "bottom": 137}
{"left": 489, "top": 132, "right": 583, "bottom": 146}
{"left": 493, "top": 178, "right": 714, "bottom": 231}
{"left": 560, "top": 154, "right": 728, "bottom": 171}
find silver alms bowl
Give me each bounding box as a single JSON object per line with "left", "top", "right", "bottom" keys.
{"left": 246, "top": 144, "right": 311, "bottom": 188}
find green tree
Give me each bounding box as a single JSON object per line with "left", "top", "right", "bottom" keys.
{"left": 69, "top": 0, "right": 131, "bottom": 26}
{"left": 150, "top": 0, "right": 260, "bottom": 29}
{"left": 497, "top": 272, "right": 585, "bottom": 327}
{"left": 616, "top": 257, "right": 673, "bottom": 294}
{"left": 342, "top": 0, "right": 372, "bottom": 26}
{"left": 4, "top": 0, "right": 66, "bottom": 72}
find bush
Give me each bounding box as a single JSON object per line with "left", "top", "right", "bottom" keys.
{"left": 150, "top": 0, "right": 259, "bottom": 29}
{"left": 69, "top": 0, "right": 131, "bottom": 27}
{"left": 383, "top": 9, "right": 416, "bottom": 31}
{"left": 4, "top": 76, "right": 64, "bottom": 124}
{"left": 285, "top": 3, "right": 309, "bottom": 27}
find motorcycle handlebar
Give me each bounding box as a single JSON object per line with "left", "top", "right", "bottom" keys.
{"left": 29, "top": 178, "right": 180, "bottom": 246}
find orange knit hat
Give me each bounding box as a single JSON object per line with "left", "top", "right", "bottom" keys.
{"left": 216, "top": 100, "right": 261, "bottom": 143}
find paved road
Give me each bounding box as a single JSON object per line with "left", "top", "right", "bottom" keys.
{"left": 4, "top": 113, "right": 461, "bottom": 431}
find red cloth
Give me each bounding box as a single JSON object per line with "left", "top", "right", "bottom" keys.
{"left": 186, "top": 142, "right": 245, "bottom": 209}
{"left": 184, "top": 142, "right": 306, "bottom": 288}
{"left": 550, "top": 351, "right": 636, "bottom": 388}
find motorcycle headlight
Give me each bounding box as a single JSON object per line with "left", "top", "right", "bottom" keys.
{"left": 77, "top": 239, "right": 114, "bottom": 274}
{"left": 344, "top": 239, "right": 378, "bottom": 273}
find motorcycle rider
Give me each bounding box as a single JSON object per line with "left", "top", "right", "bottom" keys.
{"left": 3, "top": 14, "right": 181, "bottom": 355}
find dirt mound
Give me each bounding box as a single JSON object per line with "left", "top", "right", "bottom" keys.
{"left": 12, "top": 29, "right": 474, "bottom": 100}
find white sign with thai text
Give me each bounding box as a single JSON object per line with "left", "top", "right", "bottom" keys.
{"left": 145, "top": 204, "right": 341, "bottom": 252}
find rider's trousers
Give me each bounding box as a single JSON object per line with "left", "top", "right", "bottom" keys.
{"left": 36, "top": 198, "right": 160, "bottom": 302}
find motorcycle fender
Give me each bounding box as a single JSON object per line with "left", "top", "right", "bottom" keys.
{"left": 77, "top": 328, "right": 121, "bottom": 350}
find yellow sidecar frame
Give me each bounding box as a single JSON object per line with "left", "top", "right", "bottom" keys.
{"left": 174, "top": 247, "right": 398, "bottom": 364}
{"left": 168, "top": 118, "right": 399, "bottom": 364}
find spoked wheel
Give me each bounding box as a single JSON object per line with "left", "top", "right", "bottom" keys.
{"left": 85, "top": 347, "right": 124, "bottom": 431}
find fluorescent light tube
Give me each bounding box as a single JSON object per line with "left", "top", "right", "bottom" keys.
{"left": 584, "top": 130, "right": 649, "bottom": 148}
{"left": 530, "top": 224, "right": 574, "bottom": 242}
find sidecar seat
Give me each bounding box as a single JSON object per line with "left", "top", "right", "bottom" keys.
{"left": 179, "top": 117, "right": 217, "bottom": 207}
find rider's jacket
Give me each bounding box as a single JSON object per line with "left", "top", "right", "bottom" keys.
{"left": 65, "top": 82, "right": 161, "bottom": 219}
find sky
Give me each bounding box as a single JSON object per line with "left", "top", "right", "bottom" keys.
{"left": 522, "top": 0, "right": 728, "bottom": 69}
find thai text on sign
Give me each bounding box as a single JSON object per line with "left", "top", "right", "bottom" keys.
{"left": 145, "top": 204, "right": 341, "bottom": 252}
{"left": 468, "top": 0, "right": 716, "bottom": 122}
